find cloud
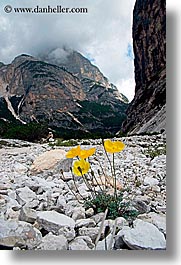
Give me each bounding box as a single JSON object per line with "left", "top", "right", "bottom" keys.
{"left": 0, "top": 0, "right": 136, "bottom": 101}
{"left": 116, "top": 77, "right": 135, "bottom": 103}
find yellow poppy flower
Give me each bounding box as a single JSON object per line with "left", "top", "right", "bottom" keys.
{"left": 79, "top": 147, "right": 96, "bottom": 159}
{"left": 72, "top": 159, "right": 90, "bottom": 176}
{"left": 66, "top": 145, "right": 81, "bottom": 158}
{"left": 104, "top": 139, "right": 125, "bottom": 153}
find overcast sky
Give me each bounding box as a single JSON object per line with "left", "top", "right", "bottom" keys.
{"left": 0, "top": 0, "right": 136, "bottom": 101}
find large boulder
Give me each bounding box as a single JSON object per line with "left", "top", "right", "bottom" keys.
{"left": 30, "top": 149, "right": 72, "bottom": 173}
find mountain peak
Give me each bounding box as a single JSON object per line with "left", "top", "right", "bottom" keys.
{"left": 0, "top": 49, "right": 128, "bottom": 140}
{"left": 11, "top": 54, "right": 38, "bottom": 67}
{"left": 39, "top": 48, "right": 109, "bottom": 87}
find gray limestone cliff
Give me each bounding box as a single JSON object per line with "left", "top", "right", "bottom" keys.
{"left": 122, "top": 0, "right": 166, "bottom": 134}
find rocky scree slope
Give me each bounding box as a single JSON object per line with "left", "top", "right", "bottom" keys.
{"left": 0, "top": 134, "right": 166, "bottom": 250}
{"left": 122, "top": 0, "right": 166, "bottom": 134}
{"left": 0, "top": 51, "right": 128, "bottom": 139}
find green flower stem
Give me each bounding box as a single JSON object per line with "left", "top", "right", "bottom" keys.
{"left": 94, "top": 157, "right": 107, "bottom": 190}
{"left": 71, "top": 173, "right": 85, "bottom": 201}
{"left": 88, "top": 160, "right": 104, "bottom": 193}
{"left": 90, "top": 172, "right": 104, "bottom": 193}
{"left": 60, "top": 171, "right": 82, "bottom": 202}
{"left": 81, "top": 172, "right": 95, "bottom": 199}
{"left": 102, "top": 139, "right": 114, "bottom": 180}
{"left": 87, "top": 172, "right": 99, "bottom": 198}
{"left": 112, "top": 153, "right": 117, "bottom": 201}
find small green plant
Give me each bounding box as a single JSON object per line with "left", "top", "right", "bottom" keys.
{"left": 144, "top": 144, "right": 166, "bottom": 160}
{"left": 84, "top": 192, "right": 138, "bottom": 220}
{"left": 49, "top": 138, "right": 79, "bottom": 147}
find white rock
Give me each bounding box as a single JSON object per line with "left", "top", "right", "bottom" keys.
{"left": 5, "top": 208, "right": 20, "bottom": 220}
{"left": 37, "top": 210, "right": 75, "bottom": 234}
{"left": 90, "top": 212, "right": 105, "bottom": 224}
{"left": 156, "top": 205, "right": 166, "bottom": 212}
{"left": 36, "top": 233, "right": 68, "bottom": 250}
{"left": 78, "top": 227, "right": 100, "bottom": 242}
{"left": 122, "top": 219, "right": 166, "bottom": 250}
{"left": 69, "top": 238, "right": 90, "bottom": 250}
{"left": 78, "top": 183, "right": 90, "bottom": 198}
{"left": 19, "top": 206, "right": 37, "bottom": 223}
{"left": 0, "top": 218, "right": 42, "bottom": 249}
{"left": 8, "top": 190, "right": 16, "bottom": 200}
{"left": 64, "top": 200, "right": 82, "bottom": 217}
{"left": 30, "top": 149, "right": 72, "bottom": 173}
{"left": 85, "top": 208, "right": 94, "bottom": 217}
{"left": 72, "top": 207, "right": 85, "bottom": 220}
{"left": 0, "top": 196, "right": 7, "bottom": 217}
{"left": 152, "top": 185, "right": 161, "bottom": 192}
{"left": 61, "top": 172, "right": 72, "bottom": 181}
{"left": 75, "top": 236, "right": 94, "bottom": 249}
{"left": 7, "top": 198, "right": 21, "bottom": 211}
{"left": 115, "top": 217, "right": 129, "bottom": 229}
{"left": 25, "top": 176, "right": 56, "bottom": 192}
{"left": 137, "top": 212, "right": 166, "bottom": 234}
{"left": 75, "top": 218, "right": 96, "bottom": 228}
{"left": 58, "top": 226, "right": 75, "bottom": 242}
{"left": 96, "top": 233, "right": 113, "bottom": 250}
{"left": 13, "top": 163, "right": 28, "bottom": 174}
{"left": 16, "top": 186, "right": 38, "bottom": 207}
{"left": 144, "top": 177, "right": 159, "bottom": 186}
{"left": 56, "top": 195, "right": 67, "bottom": 212}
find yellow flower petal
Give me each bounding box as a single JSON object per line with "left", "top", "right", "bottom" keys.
{"left": 72, "top": 159, "right": 90, "bottom": 176}
{"left": 66, "top": 145, "right": 81, "bottom": 158}
{"left": 79, "top": 147, "right": 96, "bottom": 159}
{"left": 104, "top": 140, "right": 125, "bottom": 153}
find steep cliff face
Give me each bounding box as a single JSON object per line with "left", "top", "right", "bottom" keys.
{"left": 122, "top": 0, "right": 166, "bottom": 134}
{"left": 42, "top": 49, "right": 109, "bottom": 86}
{"left": 0, "top": 52, "right": 128, "bottom": 139}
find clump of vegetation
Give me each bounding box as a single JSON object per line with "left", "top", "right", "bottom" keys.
{"left": 49, "top": 138, "right": 79, "bottom": 147}
{"left": 143, "top": 144, "right": 166, "bottom": 160}
{"left": 84, "top": 193, "right": 138, "bottom": 221}
{"left": 63, "top": 140, "right": 139, "bottom": 221}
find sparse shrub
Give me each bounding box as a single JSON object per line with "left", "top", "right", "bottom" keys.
{"left": 143, "top": 144, "right": 166, "bottom": 160}
{"left": 49, "top": 138, "right": 79, "bottom": 147}
{"left": 84, "top": 192, "right": 138, "bottom": 221}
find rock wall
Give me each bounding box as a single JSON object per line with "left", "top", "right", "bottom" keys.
{"left": 122, "top": 0, "right": 166, "bottom": 134}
